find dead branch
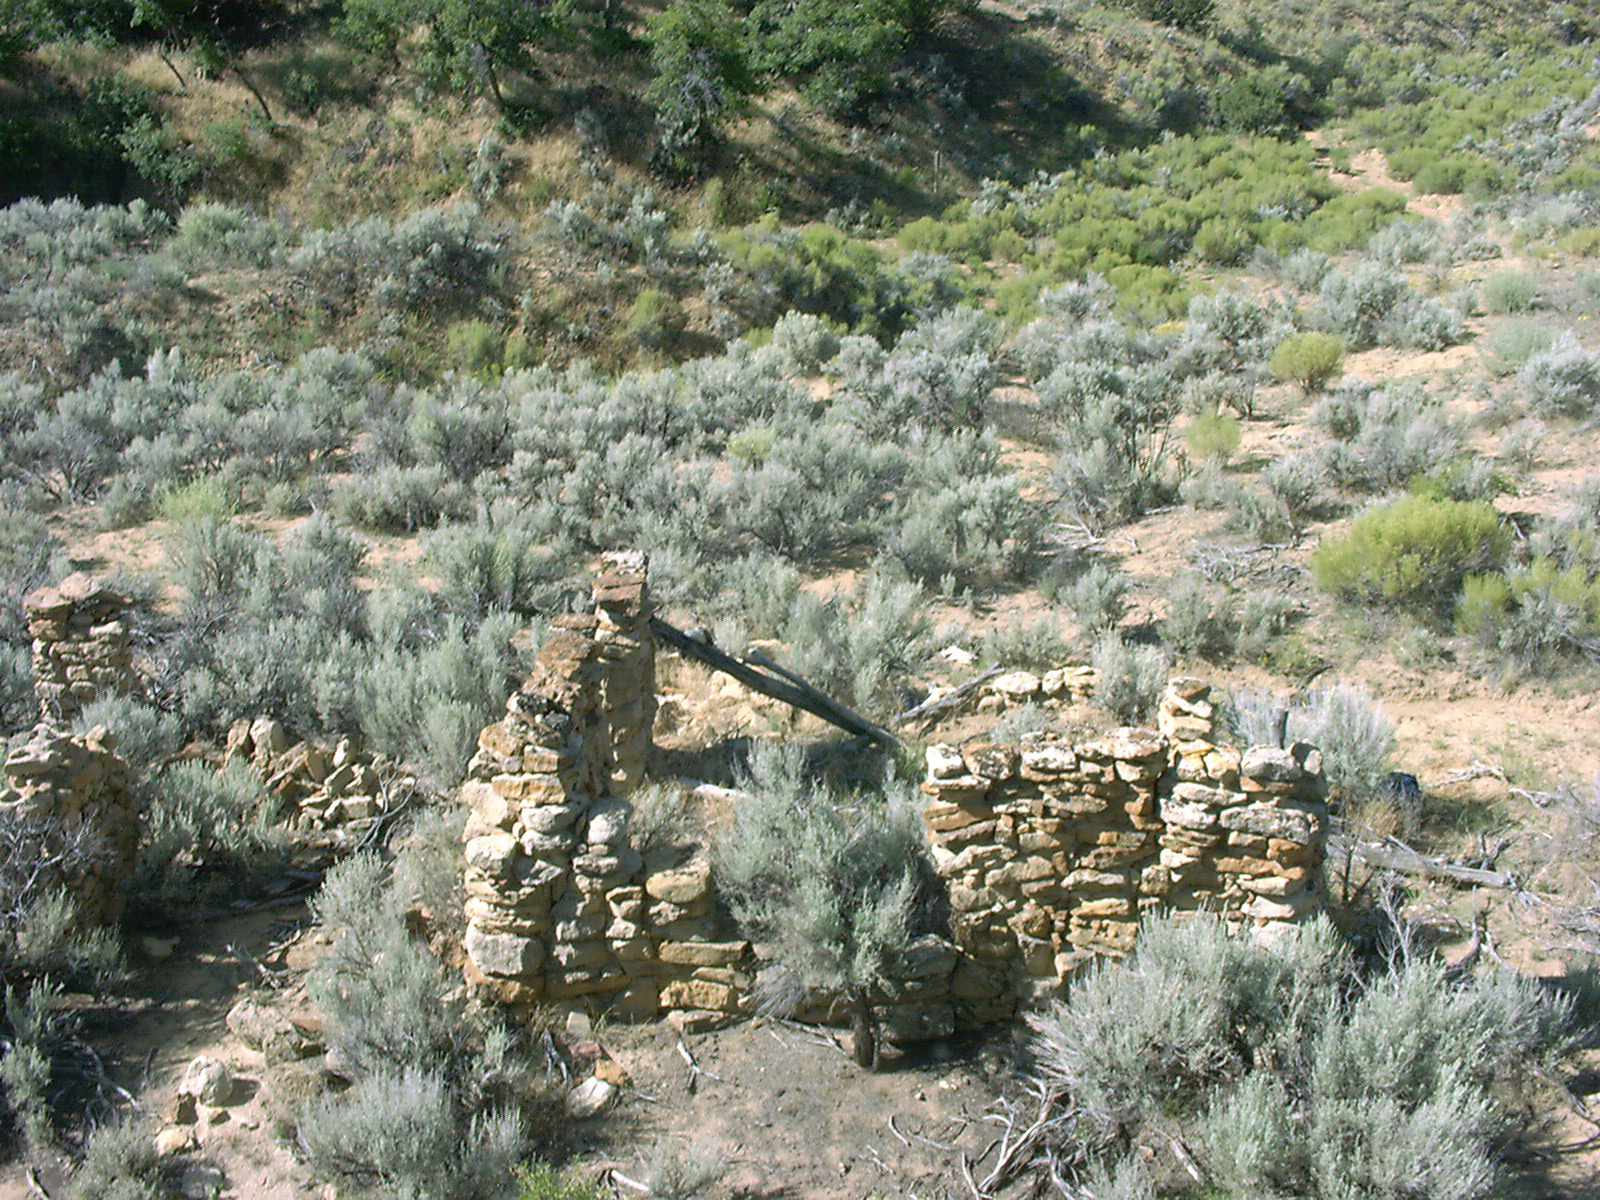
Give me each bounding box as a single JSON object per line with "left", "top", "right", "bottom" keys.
{"left": 676, "top": 1038, "right": 722, "bottom": 1094}
{"left": 225, "top": 942, "right": 286, "bottom": 989}
{"left": 1327, "top": 834, "right": 1519, "bottom": 890}
{"left": 893, "top": 668, "right": 1003, "bottom": 731}
{"left": 653, "top": 617, "right": 898, "bottom": 747}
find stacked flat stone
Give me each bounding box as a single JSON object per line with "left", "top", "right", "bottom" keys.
{"left": 975, "top": 666, "right": 1098, "bottom": 714}
{"left": 1152, "top": 680, "right": 1326, "bottom": 935}
{"left": 923, "top": 726, "right": 1167, "bottom": 1019}
{"left": 460, "top": 615, "right": 611, "bottom": 1006}
{"left": 24, "top": 574, "right": 136, "bottom": 722}
{"left": 592, "top": 552, "right": 655, "bottom": 796}
{"left": 0, "top": 724, "right": 136, "bottom": 924}
{"left": 922, "top": 679, "right": 1329, "bottom": 1018}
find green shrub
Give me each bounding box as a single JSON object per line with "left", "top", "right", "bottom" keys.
{"left": 1311, "top": 496, "right": 1510, "bottom": 611}
{"left": 980, "top": 615, "right": 1074, "bottom": 672}
{"left": 156, "top": 473, "right": 237, "bottom": 523}
{"left": 1482, "top": 271, "right": 1539, "bottom": 314}
{"left": 1122, "top": 0, "right": 1214, "bottom": 32}
{"left": 1458, "top": 558, "right": 1600, "bottom": 670}
{"left": 1270, "top": 332, "right": 1344, "bottom": 392}
{"left": 1184, "top": 408, "right": 1240, "bottom": 463}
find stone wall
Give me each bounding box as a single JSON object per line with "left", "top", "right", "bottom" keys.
{"left": 925, "top": 679, "right": 1328, "bottom": 1022}
{"left": 460, "top": 573, "right": 1330, "bottom": 1036}
{"left": 24, "top": 573, "right": 137, "bottom": 723}
{"left": 0, "top": 724, "right": 138, "bottom": 924}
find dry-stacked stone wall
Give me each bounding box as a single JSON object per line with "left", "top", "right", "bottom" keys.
{"left": 24, "top": 574, "right": 137, "bottom": 722}
{"left": 462, "top": 600, "right": 1330, "bottom": 1035}
{"left": 0, "top": 724, "right": 137, "bottom": 924}
{"left": 924, "top": 678, "right": 1328, "bottom": 1021}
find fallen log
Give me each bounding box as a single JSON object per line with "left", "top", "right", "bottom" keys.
{"left": 1329, "top": 834, "right": 1519, "bottom": 890}
{"left": 650, "top": 617, "right": 899, "bottom": 747}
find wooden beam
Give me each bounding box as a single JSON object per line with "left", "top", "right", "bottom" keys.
{"left": 1329, "top": 835, "right": 1519, "bottom": 890}
{"left": 650, "top": 617, "right": 900, "bottom": 748}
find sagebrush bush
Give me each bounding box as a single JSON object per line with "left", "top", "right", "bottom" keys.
{"left": 303, "top": 853, "right": 535, "bottom": 1199}
{"left": 1482, "top": 270, "right": 1539, "bottom": 314}
{"left": 1063, "top": 561, "right": 1129, "bottom": 634}
{"left": 67, "top": 1112, "right": 168, "bottom": 1200}
{"left": 1229, "top": 683, "right": 1395, "bottom": 802}
{"left": 1318, "top": 263, "right": 1406, "bottom": 348}
{"left": 1519, "top": 332, "right": 1600, "bottom": 417}
{"left": 715, "top": 742, "right": 931, "bottom": 1066}
{"left": 1311, "top": 496, "right": 1509, "bottom": 610}
{"left": 1090, "top": 634, "right": 1167, "bottom": 723}
{"left": 1160, "top": 576, "right": 1234, "bottom": 660}
{"left": 1028, "top": 912, "right": 1571, "bottom": 1200}
{"left": 133, "top": 759, "right": 284, "bottom": 910}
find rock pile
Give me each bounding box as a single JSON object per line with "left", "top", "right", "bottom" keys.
{"left": 0, "top": 724, "right": 137, "bottom": 924}
{"left": 24, "top": 573, "right": 137, "bottom": 722}
{"left": 224, "top": 718, "right": 389, "bottom": 829}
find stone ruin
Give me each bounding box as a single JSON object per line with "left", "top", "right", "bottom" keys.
{"left": 460, "top": 562, "right": 1332, "bottom": 1039}
{"left": 223, "top": 717, "right": 392, "bottom": 831}
{"left": 25, "top": 572, "right": 138, "bottom": 723}
{"left": 0, "top": 723, "right": 138, "bottom": 925}
{"left": 0, "top": 575, "right": 142, "bottom": 926}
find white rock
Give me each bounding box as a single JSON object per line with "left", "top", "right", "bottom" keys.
{"left": 178, "top": 1055, "right": 234, "bottom": 1106}
{"left": 990, "top": 670, "right": 1042, "bottom": 699}
{"left": 153, "top": 1126, "right": 195, "bottom": 1158}
{"left": 926, "top": 744, "right": 966, "bottom": 780}
{"left": 564, "top": 1076, "right": 617, "bottom": 1118}
{"left": 939, "top": 645, "right": 976, "bottom": 664}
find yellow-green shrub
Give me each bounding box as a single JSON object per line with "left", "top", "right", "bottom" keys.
{"left": 1311, "top": 495, "right": 1510, "bottom": 610}
{"left": 1270, "top": 332, "right": 1344, "bottom": 392}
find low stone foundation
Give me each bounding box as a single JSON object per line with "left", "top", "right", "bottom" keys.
{"left": 925, "top": 679, "right": 1327, "bottom": 1021}
{"left": 460, "top": 572, "right": 1329, "bottom": 1036}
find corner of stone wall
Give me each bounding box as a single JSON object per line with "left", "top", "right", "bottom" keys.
{"left": 592, "top": 551, "right": 655, "bottom": 797}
